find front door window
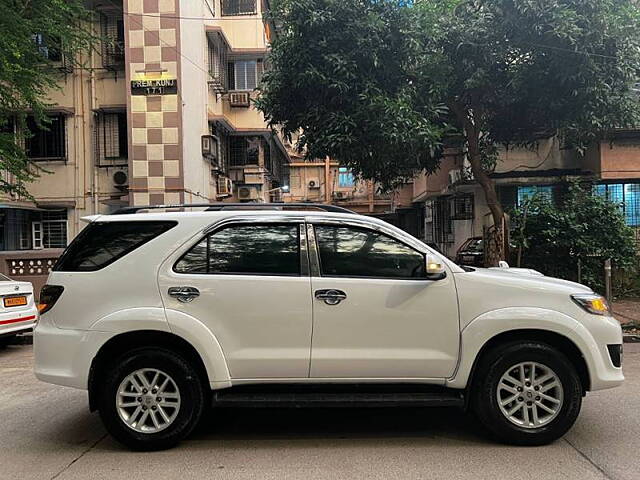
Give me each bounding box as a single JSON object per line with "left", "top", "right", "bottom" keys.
{"left": 314, "top": 225, "right": 425, "bottom": 278}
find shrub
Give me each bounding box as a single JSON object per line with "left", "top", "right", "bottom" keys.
{"left": 511, "top": 181, "right": 637, "bottom": 293}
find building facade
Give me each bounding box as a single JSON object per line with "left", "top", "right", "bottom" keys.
{"left": 412, "top": 135, "right": 640, "bottom": 260}
{"left": 0, "top": 0, "right": 290, "bottom": 291}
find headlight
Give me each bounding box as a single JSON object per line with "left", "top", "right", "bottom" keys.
{"left": 571, "top": 294, "right": 611, "bottom": 316}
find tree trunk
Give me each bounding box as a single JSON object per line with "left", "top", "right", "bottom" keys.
{"left": 450, "top": 102, "right": 506, "bottom": 266}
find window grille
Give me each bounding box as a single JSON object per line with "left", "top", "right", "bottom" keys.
{"left": 594, "top": 182, "right": 640, "bottom": 227}
{"left": 229, "top": 136, "right": 260, "bottom": 166}
{"left": 433, "top": 197, "right": 453, "bottom": 244}
{"left": 95, "top": 112, "right": 128, "bottom": 166}
{"left": 451, "top": 195, "right": 474, "bottom": 220}
{"left": 221, "top": 0, "right": 256, "bottom": 16}
{"left": 26, "top": 114, "right": 66, "bottom": 161}
{"left": 41, "top": 210, "right": 67, "bottom": 248}
{"left": 101, "top": 13, "right": 125, "bottom": 69}
{"left": 517, "top": 185, "right": 554, "bottom": 205}
{"left": 207, "top": 34, "right": 228, "bottom": 91}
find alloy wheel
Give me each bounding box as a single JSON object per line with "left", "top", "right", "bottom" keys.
{"left": 496, "top": 361, "right": 564, "bottom": 429}
{"left": 116, "top": 368, "right": 181, "bottom": 434}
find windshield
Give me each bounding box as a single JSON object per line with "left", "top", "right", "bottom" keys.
{"left": 463, "top": 238, "right": 483, "bottom": 253}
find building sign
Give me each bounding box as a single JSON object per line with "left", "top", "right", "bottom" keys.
{"left": 131, "top": 78, "right": 177, "bottom": 96}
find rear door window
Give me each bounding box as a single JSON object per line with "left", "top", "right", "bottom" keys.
{"left": 174, "top": 224, "right": 300, "bottom": 275}
{"left": 54, "top": 221, "right": 177, "bottom": 272}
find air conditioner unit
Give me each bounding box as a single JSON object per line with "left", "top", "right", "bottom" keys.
{"left": 201, "top": 135, "right": 219, "bottom": 160}
{"left": 237, "top": 185, "right": 259, "bottom": 200}
{"left": 112, "top": 168, "right": 128, "bottom": 190}
{"left": 243, "top": 169, "right": 264, "bottom": 184}
{"left": 308, "top": 179, "right": 320, "bottom": 189}
{"left": 217, "top": 176, "right": 233, "bottom": 198}
{"left": 448, "top": 169, "right": 462, "bottom": 185}
{"left": 229, "top": 92, "right": 250, "bottom": 107}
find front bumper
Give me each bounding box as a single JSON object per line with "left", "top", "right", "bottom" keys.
{"left": 573, "top": 313, "right": 625, "bottom": 391}
{"left": 33, "top": 314, "right": 112, "bottom": 390}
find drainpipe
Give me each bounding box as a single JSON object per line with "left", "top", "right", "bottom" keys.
{"left": 90, "top": 48, "right": 98, "bottom": 214}
{"left": 324, "top": 156, "right": 330, "bottom": 203}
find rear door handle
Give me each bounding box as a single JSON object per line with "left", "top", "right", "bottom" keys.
{"left": 315, "top": 289, "right": 347, "bottom": 305}
{"left": 168, "top": 286, "right": 200, "bottom": 303}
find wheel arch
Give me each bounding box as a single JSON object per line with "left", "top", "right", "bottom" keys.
{"left": 460, "top": 329, "right": 590, "bottom": 410}
{"left": 88, "top": 330, "right": 210, "bottom": 412}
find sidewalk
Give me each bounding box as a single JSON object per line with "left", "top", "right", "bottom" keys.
{"left": 612, "top": 298, "right": 640, "bottom": 325}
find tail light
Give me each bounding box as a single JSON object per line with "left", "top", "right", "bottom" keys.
{"left": 38, "top": 285, "right": 64, "bottom": 314}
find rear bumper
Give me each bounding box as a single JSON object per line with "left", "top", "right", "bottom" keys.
{"left": 0, "top": 309, "right": 38, "bottom": 337}
{"left": 33, "top": 314, "right": 112, "bottom": 390}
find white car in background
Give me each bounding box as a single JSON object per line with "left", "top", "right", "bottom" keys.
{"left": 0, "top": 273, "right": 38, "bottom": 342}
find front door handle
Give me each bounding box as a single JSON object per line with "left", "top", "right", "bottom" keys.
{"left": 168, "top": 286, "right": 200, "bottom": 303}
{"left": 315, "top": 289, "right": 347, "bottom": 305}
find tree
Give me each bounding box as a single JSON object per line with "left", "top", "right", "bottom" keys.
{"left": 510, "top": 182, "right": 636, "bottom": 292}
{"left": 0, "top": 0, "right": 96, "bottom": 197}
{"left": 257, "top": 0, "right": 640, "bottom": 264}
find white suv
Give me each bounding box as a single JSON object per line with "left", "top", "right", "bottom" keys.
{"left": 34, "top": 204, "right": 623, "bottom": 450}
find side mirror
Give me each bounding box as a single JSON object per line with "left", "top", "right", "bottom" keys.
{"left": 425, "top": 254, "right": 446, "bottom": 280}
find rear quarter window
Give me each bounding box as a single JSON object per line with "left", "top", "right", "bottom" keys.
{"left": 54, "top": 221, "right": 177, "bottom": 272}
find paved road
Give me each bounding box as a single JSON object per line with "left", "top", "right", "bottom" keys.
{"left": 1, "top": 343, "right": 638, "bottom": 480}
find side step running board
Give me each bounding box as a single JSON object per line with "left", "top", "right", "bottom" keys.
{"left": 212, "top": 391, "right": 464, "bottom": 408}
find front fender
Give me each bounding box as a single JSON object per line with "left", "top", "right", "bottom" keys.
{"left": 446, "top": 307, "right": 580, "bottom": 389}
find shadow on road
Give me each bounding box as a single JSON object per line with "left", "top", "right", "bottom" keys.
{"left": 186, "top": 406, "right": 489, "bottom": 445}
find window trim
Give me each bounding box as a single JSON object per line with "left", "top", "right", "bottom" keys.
{"left": 309, "top": 222, "right": 429, "bottom": 281}
{"left": 173, "top": 219, "right": 307, "bottom": 277}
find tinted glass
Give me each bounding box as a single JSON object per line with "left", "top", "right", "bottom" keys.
{"left": 54, "top": 221, "right": 176, "bottom": 272}
{"left": 175, "top": 224, "right": 300, "bottom": 275}
{"left": 315, "top": 225, "right": 425, "bottom": 279}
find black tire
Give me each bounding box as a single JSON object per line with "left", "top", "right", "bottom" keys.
{"left": 97, "top": 347, "right": 205, "bottom": 451}
{"left": 471, "top": 341, "right": 582, "bottom": 446}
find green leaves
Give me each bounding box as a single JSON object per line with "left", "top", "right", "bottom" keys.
{"left": 511, "top": 181, "right": 637, "bottom": 292}
{"left": 258, "top": 0, "right": 640, "bottom": 193}
{"left": 0, "top": 0, "right": 97, "bottom": 197}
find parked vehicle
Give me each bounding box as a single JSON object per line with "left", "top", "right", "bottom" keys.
{"left": 455, "top": 236, "right": 484, "bottom": 267}
{"left": 0, "top": 273, "right": 37, "bottom": 343}
{"left": 34, "top": 204, "right": 623, "bottom": 450}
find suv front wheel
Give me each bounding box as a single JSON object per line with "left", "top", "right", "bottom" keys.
{"left": 98, "top": 348, "right": 205, "bottom": 450}
{"left": 472, "top": 341, "right": 582, "bottom": 445}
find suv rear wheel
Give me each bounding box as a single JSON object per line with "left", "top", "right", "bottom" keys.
{"left": 472, "top": 341, "right": 582, "bottom": 445}
{"left": 98, "top": 348, "right": 205, "bottom": 450}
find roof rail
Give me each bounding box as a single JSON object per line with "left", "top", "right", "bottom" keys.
{"left": 112, "top": 203, "right": 356, "bottom": 215}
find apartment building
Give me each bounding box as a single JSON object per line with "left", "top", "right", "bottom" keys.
{"left": 412, "top": 134, "right": 640, "bottom": 259}
{"left": 0, "top": 0, "right": 289, "bottom": 291}
{"left": 282, "top": 144, "right": 420, "bottom": 234}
